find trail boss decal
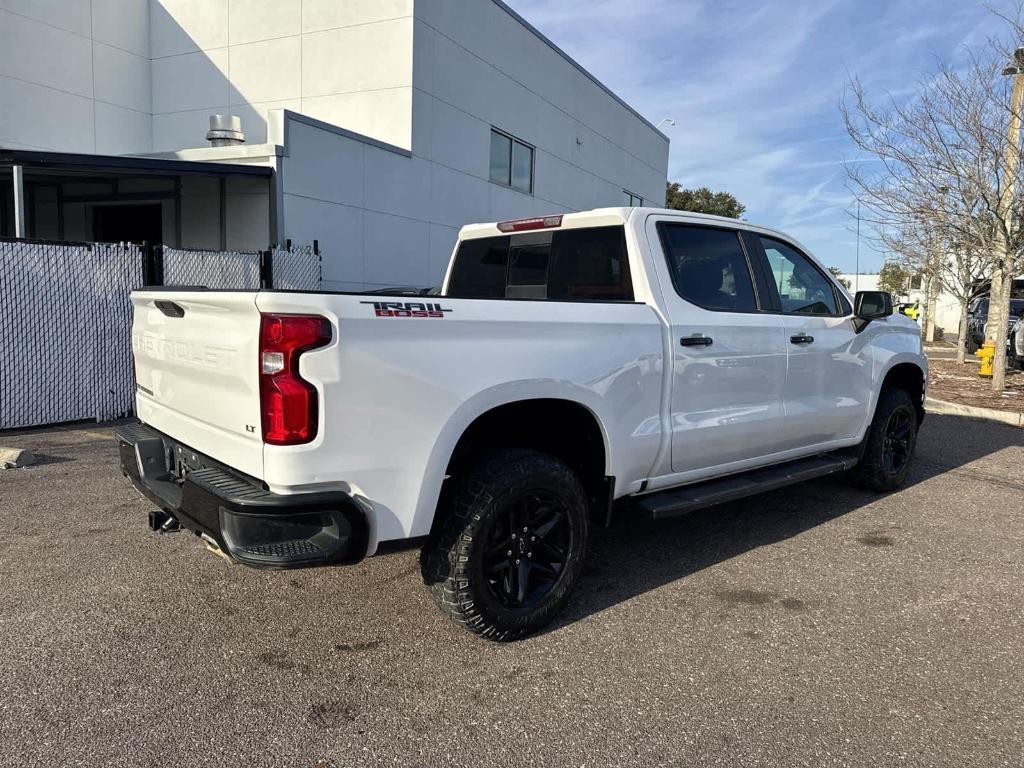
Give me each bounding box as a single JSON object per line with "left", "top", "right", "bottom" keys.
{"left": 360, "top": 301, "right": 452, "bottom": 318}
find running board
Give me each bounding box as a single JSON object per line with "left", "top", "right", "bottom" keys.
{"left": 634, "top": 453, "right": 859, "bottom": 520}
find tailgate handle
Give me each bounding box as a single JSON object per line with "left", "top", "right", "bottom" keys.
{"left": 155, "top": 300, "right": 185, "bottom": 318}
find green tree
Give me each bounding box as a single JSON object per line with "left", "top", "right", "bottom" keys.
{"left": 877, "top": 261, "right": 913, "bottom": 298}
{"left": 665, "top": 183, "right": 746, "bottom": 218}
{"left": 826, "top": 266, "right": 852, "bottom": 290}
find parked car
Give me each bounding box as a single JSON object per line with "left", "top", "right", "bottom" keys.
{"left": 965, "top": 297, "right": 1024, "bottom": 353}
{"left": 118, "top": 208, "right": 927, "bottom": 640}
{"left": 1009, "top": 315, "right": 1024, "bottom": 369}
{"left": 897, "top": 301, "right": 921, "bottom": 321}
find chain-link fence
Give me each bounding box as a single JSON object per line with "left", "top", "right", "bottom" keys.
{"left": 155, "top": 240, "right": 320, "bottom": 291}
{"left": 272, "top": 241, "right": 321, "bottom": 291}
{"left": 162, "top": 246, "right": 262, "bottom": 289}
{"left": 1, "top": 238, "right": 142, "bottom": 430}
{"left": 1, "top": 238, "right": 322, "bottom": 430}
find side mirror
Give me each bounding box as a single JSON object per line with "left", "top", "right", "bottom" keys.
{"left": 853, "top": 291, "right": 893, "bottom": 332}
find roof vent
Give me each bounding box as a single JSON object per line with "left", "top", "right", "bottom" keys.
{"left": 206, "top": 115, "right": 245, "bottom": 147}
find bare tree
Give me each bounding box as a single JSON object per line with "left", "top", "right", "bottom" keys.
{"left": 842, "top": 44, "right": 1024, "bottom": 390}
{"left": 879, "top": 214, "right": 990, "bottom": 363}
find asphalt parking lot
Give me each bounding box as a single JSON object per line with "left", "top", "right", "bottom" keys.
{"left": 1, "top": 413, "right": 1022, "bottom": 768}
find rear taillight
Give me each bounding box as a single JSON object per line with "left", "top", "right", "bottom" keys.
{"left": 259, "top": 313, "right": 332, "bottom": 445}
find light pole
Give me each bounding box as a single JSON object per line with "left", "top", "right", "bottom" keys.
{"left": 925, "top": 185, "right": 948, "bottom": 343}
{"left": 656, "top": 118, "right": 676, "bottom": 131}
{"left": 988, "top": 47, "right": 1024, "bottom": 350}
{"left": 855, "top": 200, "right": 860, "bottom": 293}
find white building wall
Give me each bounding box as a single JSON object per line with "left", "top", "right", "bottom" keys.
{"left": 0, "top": 0, "right": 151, "bottom": 153}
{"left": 840, "top": 273, "right": 964, "bottom": 337}
{"left": 149, "top": 0, "right": 414, "bottom": 151}
{"left": 412, "top": 0, "right": 667, "bottom": 210}
{"left": 3, "top": 0, "right": 669, "bottom": 291}
{"left": 278, "top": 1, "right": 669, "bottom": 291}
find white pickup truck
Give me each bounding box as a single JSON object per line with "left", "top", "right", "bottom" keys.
{"left": 118, "top": 207, "right": 926, "bottom": 640}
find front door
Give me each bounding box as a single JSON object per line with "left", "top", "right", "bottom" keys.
{"left": 651, "top": 220, "right": 790, "bottom": 477}
{"left": 754, "top": 235, "right": 872, "bottom": 447}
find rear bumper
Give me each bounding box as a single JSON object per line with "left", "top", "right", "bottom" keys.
{"left": 115, "top": 421, "right": 368, "bottom": 568}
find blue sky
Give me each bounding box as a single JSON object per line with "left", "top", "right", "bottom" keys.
{"left": 505, "top": 0, "right": 1007, "bottom": 273}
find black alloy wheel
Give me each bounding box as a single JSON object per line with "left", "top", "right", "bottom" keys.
{"left": 482, "top": 489, "right": 570, "bottom": 608}
{"left": 852, "top": 387, "right": 919, "bottom": 492}
{"left": 421, "top": 449, "right": 590, "bottom": 641}
{"left": 882, "top": 408, "right": 912, "bottom": 475}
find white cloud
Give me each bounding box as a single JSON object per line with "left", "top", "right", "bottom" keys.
{"left": 505, "top": 0, "right": 1007, "bottom": 271}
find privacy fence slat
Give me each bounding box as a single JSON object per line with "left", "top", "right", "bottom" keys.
{"left": 0, "top": 240, "right": 141, "bottom": 429}
{"left": 1, "top": 239, "right": 321, "bottom": 430}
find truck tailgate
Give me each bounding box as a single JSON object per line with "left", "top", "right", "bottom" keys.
{"left": 131, "top": 290, "right": 264, "bottom": 479}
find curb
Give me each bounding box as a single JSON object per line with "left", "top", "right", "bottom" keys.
{"left": 925, "top": 396, "right": 1023, "bottom": 428}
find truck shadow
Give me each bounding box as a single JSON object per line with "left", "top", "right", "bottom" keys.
{"left": 545, "top": 413, "right": 1024, "bottom": 635}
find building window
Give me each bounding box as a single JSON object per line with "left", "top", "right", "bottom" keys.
{"left": 622, "top": 190, "right": 643, "bottom": 207}
{"left": 489, "top": 128, "right": 534, "bottom": 194}
{"left": 909, "top": 274, "right": 923, "bottom": 290}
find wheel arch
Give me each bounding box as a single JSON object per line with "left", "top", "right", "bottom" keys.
{"left": 411, "top": 389, "right": 614, "bottom": 539}
{"left": 880, "top": 360, "right": 926, "bottom": 423}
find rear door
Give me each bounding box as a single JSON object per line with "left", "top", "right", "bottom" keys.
{"left": 751, "top": 235, "right": 871, "bottom": 447}
{"left": 131, "top": 290, "right": 265, "bottom": 479}
{"left": 648, "top": 219, "right": 790, "bottom": 476}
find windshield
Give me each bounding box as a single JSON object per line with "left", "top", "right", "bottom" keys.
{"left": 978, "top": 298, "right": 1024, "bottom": 316}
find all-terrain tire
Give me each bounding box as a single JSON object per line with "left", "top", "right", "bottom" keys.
{"left": 852, "top": 387, "right": 919, "bottom": 492}
{"left": 420, "top": 449, "right": 590, "bottom": 641}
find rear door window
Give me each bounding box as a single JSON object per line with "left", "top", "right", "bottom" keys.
{"left": 657, "top": 224, "right": 758, "bottom": 312}
{"left": 446, "top": 226, "right": 633, "bottom": 301}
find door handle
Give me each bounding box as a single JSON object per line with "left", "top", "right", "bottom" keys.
{"left": 680, "top": 335, "right": 713, "bottom": 347}
{"left": 790, "top": 334, "right": 814, "bottom": 345}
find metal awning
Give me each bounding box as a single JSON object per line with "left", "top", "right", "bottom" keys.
{"left": 0, "top": 147, "right": 273, "bottom": 241}
{"left": 0, "top": 148, "right": 272, "bottom": 177}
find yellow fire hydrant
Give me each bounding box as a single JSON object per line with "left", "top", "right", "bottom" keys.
{"left": 976, "top": 341, "right": 996, "bottom": 378}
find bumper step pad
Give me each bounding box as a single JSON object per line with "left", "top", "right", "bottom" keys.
{"left": 116, "top": 422, "right": 368, "bottom": 569}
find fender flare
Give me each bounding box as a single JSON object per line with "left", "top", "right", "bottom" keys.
{"left": 407, "top": 382, "right": 613, "bottom": 538}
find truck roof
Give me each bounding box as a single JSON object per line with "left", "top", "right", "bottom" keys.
{"left": 457, "top": 207, "right": 805, "bottom": 247}
{"left": 455, "top": 207, "right": 842, "bottom": 298}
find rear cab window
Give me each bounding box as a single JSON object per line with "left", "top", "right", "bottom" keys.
{"left": 446, "top": 226, "right": 633, "bottom": 301}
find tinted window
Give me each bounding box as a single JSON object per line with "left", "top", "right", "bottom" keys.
{"left": 511, "top": 141, "right": 534, "bottom": 193}
{"left": 490, "top": 128, "right": 535, "bottom": 193}
{"left": 446, "top": 235, "right": 509, "bottom": 298}
{"left": 659, "top": 224, "right": 757, "bottom": 312}
{"left": 489, "top": 131, "right": 512, "bottom": 186}
{"left": 507, "top": 238, "right": 549, "bottom": 299}
{"left": 446, "top": 226, "right": 633, "bottom": 301}
{"left": 549, "top": 226, "right": 632, "bottom": 301}
{"left": 760, "top": 236, "right": 838, "bottom": 315}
